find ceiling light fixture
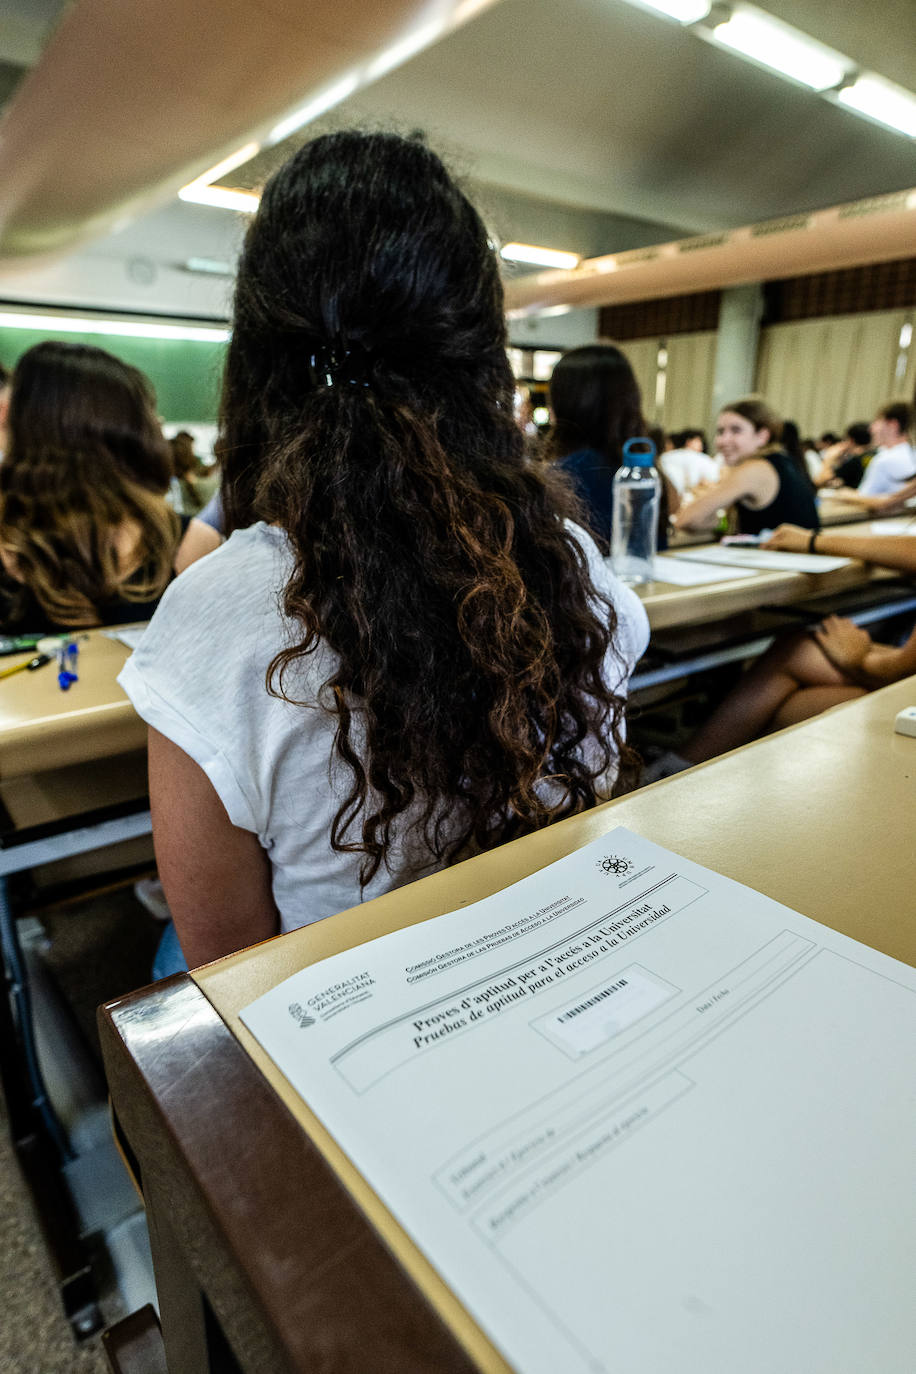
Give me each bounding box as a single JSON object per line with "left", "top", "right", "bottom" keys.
{"left": 500, "top": 244, "right": 581, "bottom": 270}
{"left": 268, "top": 74, "right": 360, "bottom": 145}
{"left": 184, "top": 257, "right": 234, "bottom": 276}
{"left": 366, "top": 24, "right": 444, "bottom": 81}
{"left": 835, "top": 75, "right": 916, "bottom": 138}
{"left": 0, "top": 311, "right": 229, "bottom": 343}
{"left": 710, "top": 10, "right": 850, "bottom": 91}
{"left": 178, "top": 185, "right": 260, "bottom": 213}
{"left": 178, "top": 143, "right": 261, "bottom": 210}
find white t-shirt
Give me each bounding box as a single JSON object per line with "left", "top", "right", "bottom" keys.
{"left": 119, "top": 521, "right": 649, "bottom": 934}
{"left": 857, "top": 442, "right": 916, "bottom": 497}
{"left": 659, "top": 448, "right": 720, "bottom": 497}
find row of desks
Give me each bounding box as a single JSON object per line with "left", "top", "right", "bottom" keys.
{"left": 0, "top": 521, "right": 907, "bottom": 781}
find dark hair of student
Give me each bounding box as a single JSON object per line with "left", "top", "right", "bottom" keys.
{"left": 846, "top": 422, "right": 871, "bottom": 448}
{"left": 219, "top": 130, "right": 637, "bottom": 884}
{"left": 878, "top": 401, "right": 913, "bottom": 435}
{"left": 0, "top": 341, "right": 178, "bottom": 626}
{"left": 169, "top": 431, "right": 205, "bottom": 514}
{"left": 546, "top": 344, "right": 644, "bottom": 467}
{"left": 0, "top": 361, "right": 10, "bottom": 387}
{"left": 780, "top": 419, "right": 815, "bottom": 490}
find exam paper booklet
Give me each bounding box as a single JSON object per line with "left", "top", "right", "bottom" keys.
{"left": 671, "top": 545, "right": 852, "bottom": 573}
{"left": 241, "top": 829, "right": 916, "bottom": 1374}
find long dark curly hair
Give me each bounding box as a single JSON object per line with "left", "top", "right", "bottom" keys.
{"left": 219, "top": 130, "right": 638, "bottom": 883}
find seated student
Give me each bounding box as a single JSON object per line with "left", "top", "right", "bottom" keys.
{"left": 0, "top": 342, "right": 221, "bottom": 632}
{"left": 546, "top": 344, "right": 675, "bottom": 553}
{"left": 645, "top": 520, "right": 916, "bottom": 778}
{"left": 812, "top": 423, "right": 873, "bottom": 489}
{"left": 658, "top": 428, "right": 719, "bottom": 499}
{"left": 673, "top": 395, "right": 817, "bottom": 535}
{"left": 832, "top": 472, "right": 916, "bottom": 515}
{"left": 853, "top": 402, "right": 915, "bottom": 498}
{"left": 118, "top": 131, "right": 650, "bottom": 975}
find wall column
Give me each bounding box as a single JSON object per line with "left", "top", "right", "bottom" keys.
{"left": 710, "top": 283, "right": 764, "bottom": 426}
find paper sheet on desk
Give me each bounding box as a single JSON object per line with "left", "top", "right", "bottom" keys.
{"left": 869, "top": 519, "right": 916, "bottom": 535}
{"left": 648, "top": 556, "right": 757, "bottom": 586}
{"left": 672, "top": 545, "right": 852, "bottom": 573}
{"left": 103, "top": 626, "right": 146, "bottom": 650}
{"left": 241, "top": 828, "right": 916, "bottom": 1374}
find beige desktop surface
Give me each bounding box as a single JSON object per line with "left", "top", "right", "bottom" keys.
{"left": 195, "top": 674, "right": 916, "bottom": 1374}
{"left": 0, "top": 628, "right": 143, "bottom": 779}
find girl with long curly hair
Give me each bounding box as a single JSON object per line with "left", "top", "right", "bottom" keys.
{"left": 119, "top": 131, "right": 649, "bottom": 976}
{"left": 0, "top": 341, "right": 220, "bottom": 631}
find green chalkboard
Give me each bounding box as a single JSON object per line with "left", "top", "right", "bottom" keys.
{"left": 0, "top": 327, "right": 228, "bottom": 423}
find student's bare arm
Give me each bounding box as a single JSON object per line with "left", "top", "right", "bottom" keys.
{"left": 148, "top": 727, "right": 279, "bottom": 968}
{"left": 173, "top": 518, "right": 222, "bottom": 575}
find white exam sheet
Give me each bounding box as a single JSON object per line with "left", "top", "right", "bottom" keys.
{"left": 869, "top": 519, "right": 916, "bottom": 535}
{"left": 671, "top": 545, "right": 852, "bottom": 573}
{"left": 645, "top": 556, "right": 757, "bottom": 586}
{"left": 242, "top": 828, "right": 916, "bottom": 1374}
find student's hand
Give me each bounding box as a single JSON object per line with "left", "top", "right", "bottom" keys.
{"left": 762, "top": 524, "right": 809, "bottom": 552}
{"left": 813, "top": 616, "right": 872, "bottom": 672}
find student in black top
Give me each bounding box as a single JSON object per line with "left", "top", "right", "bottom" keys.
{"left": 673, "top": 395, "right": 817, "bottom": 536}
{"left": 0, "top": 341, "right": 220, "bottom": 632}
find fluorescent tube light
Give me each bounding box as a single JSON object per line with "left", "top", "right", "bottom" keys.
{"left": 268, "top": 74, "right": 360, "bottom": 145}
{"left": 0, "top": 311, "right": 229, "bottom": 343}
{"left": 636, "top": 0, "right": 711, "bottom": 22}
{"left": 178, "top": 184, "right": 260, "bottom": 213}
{"left": 712, "top": 11, "right": 849, "bottom": 91}
{"left": 184, "top": 257, "right": 234, "bottom": 276}
{"left": 500, "top": 243, "right": 580, "bottom": 270}
{"left": 537, "top": 304, "right": 573, "bottom": 318}
{"left": 182, "top": 143, "right": 260, "bottom": 191}
{"left": 367, "top": 23, "right": 443, "bottom": 80}
{"left": 836, "top": 76, "right": 916, "bottom": 138}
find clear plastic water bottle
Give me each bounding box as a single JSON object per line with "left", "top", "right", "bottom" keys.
{"left": 611, "top": 437, "right": 661, "bottom": 586}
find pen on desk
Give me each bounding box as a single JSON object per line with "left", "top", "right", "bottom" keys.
{"left": 56, "top": 638, "right": 79, "bottom": 691}
{"left": 0, "top": 652, "right": 52, "bottom": 680}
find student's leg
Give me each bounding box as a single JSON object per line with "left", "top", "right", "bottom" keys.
{"left": 682, "top": 630, "right": 855, "bottom": 764}
{"left": 768, "top": 684, "right": 867, "bottom": 729}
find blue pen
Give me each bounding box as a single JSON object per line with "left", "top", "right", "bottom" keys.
{"left": 56, "top": 637, "right": 79, "bottom": 691}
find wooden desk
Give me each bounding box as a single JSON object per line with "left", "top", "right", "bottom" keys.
{"left": 0, "top": 629, "right": 142, "bottom": 779}
{"left": 641, "top": 526, "right": 903, "bottom": 631}
{"left": 100, "top": 676, "right": 916, "bottom": 1374}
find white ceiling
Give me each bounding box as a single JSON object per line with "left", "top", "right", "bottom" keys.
{"left": 236, "top": 0, "right": 916, "bottom": 235}
{"left": 1, "top": 0, "right": 915, "bottom": 310}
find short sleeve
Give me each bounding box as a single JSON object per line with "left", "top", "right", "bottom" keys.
{"left": 117, "top": 526, "right": 289, "bottom": 837}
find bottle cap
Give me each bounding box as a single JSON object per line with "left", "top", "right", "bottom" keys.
{"left": 622, "top": 437, "right": 657, "bottom": 466}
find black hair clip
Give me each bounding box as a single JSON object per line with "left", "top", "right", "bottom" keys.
{"left": 308, "top": 343, "right": 372, "bottom": 390}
